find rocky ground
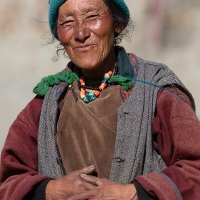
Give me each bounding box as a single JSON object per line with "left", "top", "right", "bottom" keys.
{"left": 0, "top": 0, "right": 200, "bottom": 150}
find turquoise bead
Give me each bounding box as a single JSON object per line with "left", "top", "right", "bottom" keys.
{"left": 90, "top": 95, "right": 96, "bottom": 101}
{"left": 83, "top": 97, "right": 89, "bottom": 103}
{"left": 85, "top": 92, "right": 97, "bottom": 102}
{"left": 88, "top": 92, "right": 95, "bottom": 97}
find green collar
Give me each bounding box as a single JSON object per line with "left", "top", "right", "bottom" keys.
{"left": 117, "top": 46, "right": 134, "bottom": 78}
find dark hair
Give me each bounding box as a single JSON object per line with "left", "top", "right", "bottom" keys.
{"left": 50, "top": 0, "right": 133, "bottom": 60}
{"left": 103, "top": 0, "right": 132, "bottom": 43}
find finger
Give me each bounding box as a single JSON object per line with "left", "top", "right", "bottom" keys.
{"left": 68, "top": 190, "right": 95, "bottom": 200}
{"left": 68, "top": 193, "right": 88, "bottom": 200}
{"left": 83, "top": 181, "right": 96, "bottom": 190}
{"left": 80, "top": 174, "right": 102, "bottom": 186}
{"left": 74, "top": 165, "right": 96, "bottom": 176}
{"left": 81, "top": 165, "right": 96, "bottom": 175}
{"left": 68, "top": 194, "right": 87, "bottom": 200}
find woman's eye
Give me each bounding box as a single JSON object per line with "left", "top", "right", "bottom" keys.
{"left": 61, "top": 20, "right": 74, "bottom": 26}
{"left": 87, "top": 14, "right": 98, "bottom": 21}
{"left": 89, "top": 14, "right": 98, "bottom": 18}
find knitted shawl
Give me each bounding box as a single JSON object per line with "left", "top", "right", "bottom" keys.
{"left": 38, "top": 56, "right": 195, "bottom": 183}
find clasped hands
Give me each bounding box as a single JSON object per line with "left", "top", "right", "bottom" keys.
{"left": 46, "top": 165, "right": 138, "bottom": 200}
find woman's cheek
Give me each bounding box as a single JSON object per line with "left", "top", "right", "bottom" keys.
{"left": 89, "top": 20, "right": 107, "bottom": 35}
{"left": 57, "top": 27, "right": 73, "bottom": 44}
{"left": 96, "top": 15, "right": 113, "bottom": 28}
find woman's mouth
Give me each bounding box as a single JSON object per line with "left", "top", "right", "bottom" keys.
{"left": 74, "top": 44, "right": 97, "bottom": 52}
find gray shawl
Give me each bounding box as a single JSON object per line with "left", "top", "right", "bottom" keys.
{"left": 38, "top": 57, "right": 195, "bottom": 183}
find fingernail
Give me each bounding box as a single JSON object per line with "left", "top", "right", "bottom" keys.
{"left": 80, "top": 174, "right": 87, "bottom": 177}
{"left": 88, "top": 165, "right": 95, "bottom": 168}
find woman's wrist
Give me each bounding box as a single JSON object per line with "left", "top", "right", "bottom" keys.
{"left": 124, "top": 184, "right": 138, "bottom": 200}
{"left": 32, "top": 179, "right": 52, "bottom": 200}
{"left": 45, "top": 180, "right": 58, "bottom": 200}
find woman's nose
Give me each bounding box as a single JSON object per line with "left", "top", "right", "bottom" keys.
{"left": 74, "top": 22, "right": 91, "bottom": 42}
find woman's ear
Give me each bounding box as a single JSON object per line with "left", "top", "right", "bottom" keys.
{"left": 114, "top": 26, "right": 124, "bottom": 36}
{"left": 114, "top": 26, "right": 124, "bottom": 37}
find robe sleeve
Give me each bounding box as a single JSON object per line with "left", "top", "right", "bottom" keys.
{"left": 0, "top": 96, "right": 50, "bottom": 200}
{"left": 135, "top": 87, "right": 200, "bottom": 199}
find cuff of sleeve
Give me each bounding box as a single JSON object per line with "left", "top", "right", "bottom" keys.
{"left": 32, "top": 178, "right": 52, "bottom": 200}
{"left": 133, "top": 180, "right": 157, "bottom": 200}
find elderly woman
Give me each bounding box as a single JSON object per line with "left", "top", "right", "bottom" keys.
{"left": 1, "top": 0, "right": 200, "bottom": 199}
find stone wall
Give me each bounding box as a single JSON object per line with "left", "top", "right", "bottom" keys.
{"left": 0, "top": 0, "right": 200, "bottom": 150}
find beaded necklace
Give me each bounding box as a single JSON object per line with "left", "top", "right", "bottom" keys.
{"left": 78, "top": 64, "right": 118, "bottom": 103}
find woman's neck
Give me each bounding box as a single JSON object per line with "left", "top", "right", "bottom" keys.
{"left": 79, "top": 49, "right": 117, "bottom": 79}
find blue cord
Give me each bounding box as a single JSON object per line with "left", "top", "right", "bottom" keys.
{"left": 132, "top": 78, "right": 185, "bottom": 102}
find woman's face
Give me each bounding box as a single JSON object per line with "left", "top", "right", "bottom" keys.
{"left": 57, "top": 0, "right": 117, "bottom": 71}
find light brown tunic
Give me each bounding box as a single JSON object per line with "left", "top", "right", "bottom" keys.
{"left": 56, "top": 81, "right": 122, "bottom": 178}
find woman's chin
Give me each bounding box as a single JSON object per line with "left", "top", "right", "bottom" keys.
{"left": 76, "top": 64, "right": 100, "bottom": 72}
{"left": 73, "top": 58, "right": 102, "bottom": 71}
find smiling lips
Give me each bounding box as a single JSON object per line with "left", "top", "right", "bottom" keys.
{"left": 74, "top": 44, "right": 97, "bottom": 52}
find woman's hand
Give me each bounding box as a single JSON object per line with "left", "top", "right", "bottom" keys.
{"left": 46, "top": 166, "right": 97, "bottom": 200}
{"left": 69, "top": 174, "right": 138, "bottom": 200}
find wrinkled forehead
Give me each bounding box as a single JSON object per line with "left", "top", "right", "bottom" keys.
{"left": 58, "top": 0, "right": 109, "bottom": 17}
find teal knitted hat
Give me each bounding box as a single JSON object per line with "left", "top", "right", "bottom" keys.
{"left": 48, "top": 0, "right": 130, "bottom": 35}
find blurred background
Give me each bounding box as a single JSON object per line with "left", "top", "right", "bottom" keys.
{"left": 0, "top": 0, "right": 200, "bottom": 150}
